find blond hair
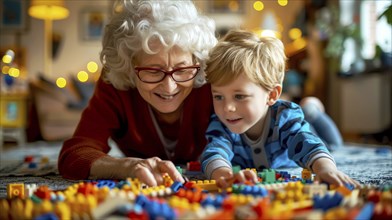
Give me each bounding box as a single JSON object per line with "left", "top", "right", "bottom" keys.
{"left": 206, "top": 30, "right": 286, "bottom": 91}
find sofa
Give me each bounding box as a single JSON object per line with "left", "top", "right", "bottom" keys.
{"left": 28, "top": 75, "right": 95, "bottom": 141}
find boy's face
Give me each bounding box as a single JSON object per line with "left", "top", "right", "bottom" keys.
{"left": 211, "top": 73, "right": 271, "bottom": 140}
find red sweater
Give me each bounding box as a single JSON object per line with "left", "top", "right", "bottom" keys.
{"left": 58, "top": 77, "right": 213, "bottom": 179}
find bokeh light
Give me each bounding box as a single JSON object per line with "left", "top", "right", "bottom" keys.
{"left": 56, "top": 77, "right": 67, "bottom": 88}
{"left": 293, "top": 38, "right": 307, "bottom": 50}
{"left": 2, "top": 55, "right": 12, "bottom": 64}
{"left": 8, "top": 67, "right": 20, "bottom": 77}
{"left": 2, "top": 49, "right": 15, "bottom": 64}
{"left": 259, "top": 30, "right": 281, "bottom": 39}
{"left": 228, "top": 1, "right": 239, "bottom": 12}
{"left": 77, "top": 71, "right": 89, "bottom": 82}
{"left": 289, "top": 28, "right": 302, "bottom": 40}
{"left": 2, "top": 66, "right": 10, "bottom": 74}
{"left": 87, "top": 61, "right": 98, "bottom": 73}
{"left": 253, "top": 1, "right": 264, "bottom": 11}
{"left": 278, "top": 0, "right": 288, "bottom": 7}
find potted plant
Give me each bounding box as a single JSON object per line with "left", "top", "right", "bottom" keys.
{"left": 377, "top": 4, "right": 392, "bottom": 67}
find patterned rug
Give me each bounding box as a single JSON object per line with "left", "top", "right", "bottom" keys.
{"left": 0, "top": 142, "right": 391, "bottom": 199}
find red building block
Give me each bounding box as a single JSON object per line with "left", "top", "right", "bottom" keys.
{"left": 187, "top": 161, "right": 201, "bottom": 171}
{"left": 34, "top": 185, "right": 52, "bottom": 200}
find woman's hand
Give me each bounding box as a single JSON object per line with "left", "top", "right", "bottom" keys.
{"left": 211, "top": 167, "right": 258, "bottom": 189}
{"left": 312, "top": 158, "right": 360, "bottom": 188}
{"left": 131, "top": 157, "right": 185, "bottom": 186}
{"left": 90, "top": 156, "right": 184, "bottom": 186}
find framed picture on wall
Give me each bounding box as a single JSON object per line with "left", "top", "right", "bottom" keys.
{"left": 80, "top": 8, "right": 109, "bottom": 41}
{"left": 0, "top": 0, "right": 29, "bottom": 32}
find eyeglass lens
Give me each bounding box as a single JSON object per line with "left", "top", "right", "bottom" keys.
{"left": 137, "top": 67, "right": 199, "bottom": 83}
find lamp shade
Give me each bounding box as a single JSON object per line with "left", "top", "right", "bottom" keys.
{"left": 259, "top": 11, "right": 281, "bottom": 38}
{"left": 29, "top": 0, "right": 69, "bottom": 20}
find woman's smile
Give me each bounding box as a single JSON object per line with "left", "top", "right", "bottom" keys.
{"left": 154, "top": 91, "right": 179, "bottom": 100}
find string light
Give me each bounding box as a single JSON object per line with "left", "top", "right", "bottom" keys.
{"left": 2, "top": 66, "right": 10, "bottom": 74}
{"left": 278, "top": 0, "right": 288, "bottom": 7}
{"left": 56, "top": 77, "right": 67, "bottom": 88}
{"left": 289, "top": 28, "right": 302, "bottom": 40}
{"left": 2, "top": 55, "right": 12, "bottom": 64}
{"left": 77, "top": 71, "right": 89, "bottom": 82}
{"left": 8, "top": 68, "right": 20, "bottom": 77}
{"left": 253, "top": 1, "right": 264, "bottom": 11}
{"left": 87, "top": 61, "right": 98, "bottom": 73}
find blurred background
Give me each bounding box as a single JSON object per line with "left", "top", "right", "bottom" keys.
{"left": 0, "top": 0, "right": 391, "bottom": 148}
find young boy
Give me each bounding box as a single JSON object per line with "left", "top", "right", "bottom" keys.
{"left": 201, "top": 30, "right": 358, "bottom": 188}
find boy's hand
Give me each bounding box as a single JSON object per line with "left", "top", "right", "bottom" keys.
{"left": 312, "top": 158, "right": 360, "bottom": 187}
{"left": 211, "top": 167, "right": 259, "bottom": 189}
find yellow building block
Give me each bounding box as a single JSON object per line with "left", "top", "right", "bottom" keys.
{"left": 192, "top": 180, "right": 219, "bottom": 192}
{"left": 301, "top": 169, "right": 312, "bottom": 181}
{"left": 7, "top": 183, "right": 25, "bottom": 199}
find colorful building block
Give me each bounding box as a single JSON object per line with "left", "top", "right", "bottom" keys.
{"left": 258, "top": 169, "right": 276, "bottom": 183}
{"left": 7, "top": 183, "right": 25, "bottom": 199}
{"left": 0, "top": 168, "right": 390, "bottom": 220}
{"left": 187, "top": 161, "right": 201, "bottom": 171}
{"left": 301, "top": 168, "right": 312, "bottom": 181}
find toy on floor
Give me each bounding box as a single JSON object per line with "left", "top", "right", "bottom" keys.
{"left": 1, "top": 167, "right": 391, "bottom": 220}
{"left": 0, "top": 155, "right": 57, "bottom": 177}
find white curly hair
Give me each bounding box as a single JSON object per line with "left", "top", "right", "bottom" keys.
{"left": 100, "top": 0, "right": 217, "bottom": 90}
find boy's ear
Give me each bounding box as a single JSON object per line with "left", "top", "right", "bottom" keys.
{"left": 267, "top": 84, "right": 282, "bottom": 106}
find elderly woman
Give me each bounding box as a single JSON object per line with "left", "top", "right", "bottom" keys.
{"left": 58, "top": 0, "right": 217, "bottom": 186}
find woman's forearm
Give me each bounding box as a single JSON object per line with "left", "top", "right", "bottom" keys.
{"left": 89, "top": 156, "right": 142, "bottom": 179}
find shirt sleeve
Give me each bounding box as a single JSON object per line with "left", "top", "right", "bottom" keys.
{"left": 200, "top": 114, "right": 234, "bottom": 179}
{"left": 58, "top": 76, "right": 125, "bottom": 179}
{"left": 306, "top": 151, "right": 335, "bottom": 172}
{"left": 275, "top": 101, "right": 335, "bottom": 169}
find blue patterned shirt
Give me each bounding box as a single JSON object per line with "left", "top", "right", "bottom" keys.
{"left": 200, "top": 100, "right": 334, "bottom": 179}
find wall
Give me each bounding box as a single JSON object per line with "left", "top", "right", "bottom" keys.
{"left": 0, "top": 0, "right": 111, "bottom": 81}
{"left": 195, "top": 1, "right": 304, "bottom": 44}
{"left": 0, "top": 1, "right": 304, "bottom": 81}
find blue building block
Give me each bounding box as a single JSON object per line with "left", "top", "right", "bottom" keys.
{"left": 96, "top": 180, "right": 116, "bottom": 189}
{"left": 201, "top": 195, "right": 214, "bottom": 207}
{"left": 135, "top": 195, "right": 149, "bottom": 207}
{"left": 28, "top": 162, "right": 38, "bottom": 169}
{"left": 145, "top": 200, "right": 176, "bottom": 220}
{"left": 355, "top": 202, "right": 374, "bottom": 220}
{"left": 170, "top": 181, "right": 183, "bottom": 193}
{"left": 241, "top": 185, "right": 268, "bottom": 197}
{"left": 313, "top": 192, "right": 343, "bottom": 211}
{"left": 278, "top": 171, "right": 291, "bottom": 179}
{"left": 213, "top": 194, "right": 225, "bottom": 208}
{"left": 200, "top": 194, "right": 225, "bottom": 208}
{"left": 344, "top": 183, "right": 355, "bottom": 191}
{"left": 34, "top": 213, "right": 58, "bottom": 220}
{"left": 116, "top": 180, "right": 131, "bottom": 189}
